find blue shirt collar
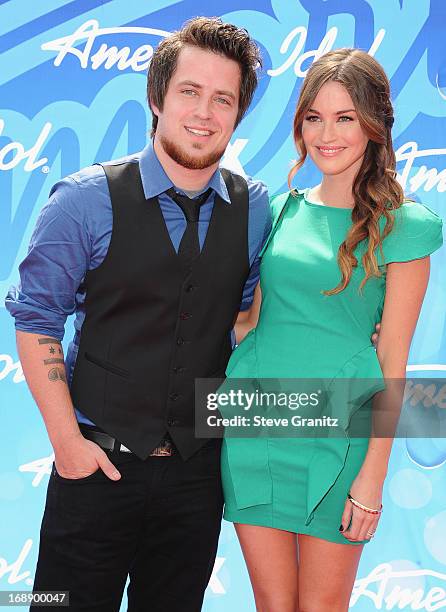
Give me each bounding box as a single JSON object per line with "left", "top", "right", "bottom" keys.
{"left": 139, "top": 140, "right": 230, "bottom": 203}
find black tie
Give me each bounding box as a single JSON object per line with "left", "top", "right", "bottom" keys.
{"left": 166, "top": 187, "right": 212, "bottom": 267}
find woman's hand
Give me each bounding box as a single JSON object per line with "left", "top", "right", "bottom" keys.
{"left": 371, "top": 322, "right": 380, "bottom": 348}
{"left": 339, "top": 471, "right": 383, "bottom": 542}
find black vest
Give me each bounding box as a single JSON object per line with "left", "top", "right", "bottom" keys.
{"left": 70, "top": 161, "right": 250, "bottom": 459}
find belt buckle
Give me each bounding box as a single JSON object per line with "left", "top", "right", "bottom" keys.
{"left": 149, "top": 438, "right": 174, "bottom": 457}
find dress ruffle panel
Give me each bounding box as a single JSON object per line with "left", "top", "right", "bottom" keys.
{"left": 304, "top": 345, "right": 386, "bottom": 525}
{"left": 328, "top": 345, "right": 386, "bottom": 432}
{"left": 222, "top": 328, "right": 273, "bottom": 509}
{"left": 223, "top": 438, "right": 273, "bottom": 509}
{"left": 223, "top": 343, "right": 386, "bottom": 514}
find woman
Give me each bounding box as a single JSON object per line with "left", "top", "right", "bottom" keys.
{"left": 220, "top": 49, "right": 443, "bottom": 611}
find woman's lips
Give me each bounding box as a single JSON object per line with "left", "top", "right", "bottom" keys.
{"left": 316, "top": 146, "right": 346, "bottom": 157}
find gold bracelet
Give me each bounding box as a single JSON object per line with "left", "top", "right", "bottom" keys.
{"left": 347, "top": 493, "right": 383, "bottom": 515}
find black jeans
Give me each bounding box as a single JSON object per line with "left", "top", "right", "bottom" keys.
{"left": 31, "top": 440, "right": 223, "bottom": 612}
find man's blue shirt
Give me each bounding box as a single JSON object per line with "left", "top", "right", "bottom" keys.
{"left": 6, "top": 141, "right": 271, "bottom": 424}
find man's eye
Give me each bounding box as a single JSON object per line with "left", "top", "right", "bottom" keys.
{"left": 182, "top": 89, "right": 197, "bottom": 96}
{"left": 216, "top": 97, "right": 230, "bottom": 105}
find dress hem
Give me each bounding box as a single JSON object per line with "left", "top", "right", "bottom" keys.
{"left": 223, "top": 511, "right": 369, "bottom": 546}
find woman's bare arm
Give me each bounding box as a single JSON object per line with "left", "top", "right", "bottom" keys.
{"left": 341, "top": 256, "right": 430, "bottom": 541}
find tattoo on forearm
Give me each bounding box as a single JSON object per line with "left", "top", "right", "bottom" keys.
{"left": 37, "top": 339, "right": 66, "bottom": 382}
{"left": 48, "top": 346, "right": 63, "bottom": 355}
{"left": 38, "top": 338, "right": 61, "bottom": 346}
{"left": 39, "top": 337, "right": 64, "bottom": 364}
{"left": 48, "top": 368, "right": 67, "bottom": 383}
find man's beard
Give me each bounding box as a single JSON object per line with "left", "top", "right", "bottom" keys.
{"left": 160, "top": 135, "right": 225, "bottom": 170}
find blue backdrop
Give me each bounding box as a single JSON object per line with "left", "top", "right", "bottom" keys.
{"left": 1, "top": 1, "right": 445, "bottom": 610}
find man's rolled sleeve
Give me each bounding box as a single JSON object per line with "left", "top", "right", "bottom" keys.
{"left": 239, "top": 178, "right": 271, "bottom": 311}
{"left": 5, "top": 178, "right": 92, "bottom": 340}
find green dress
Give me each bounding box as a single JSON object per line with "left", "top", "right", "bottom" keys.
{"left": 221, "top": 189, "right": 443, "bottom": 545}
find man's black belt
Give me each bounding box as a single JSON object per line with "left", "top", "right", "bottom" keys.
{"left": 79, "top": 425, "right": 175, "bottom": 456}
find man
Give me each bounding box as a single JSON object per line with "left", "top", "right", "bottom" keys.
{"left": 6, "top": 17, "right": 270, "bottom": 612}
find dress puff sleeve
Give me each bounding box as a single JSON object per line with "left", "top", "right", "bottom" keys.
{"left": 380, "top": 201, "right": 443, "bottom": 264}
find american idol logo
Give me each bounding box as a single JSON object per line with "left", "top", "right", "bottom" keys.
{"left": 396, "top": 142, "right": 446, "bottom": 194}
{"left": 0, "top": 540, "right": 34, "bottom": 586}
{"left": 267, "top": 26, "right": 384, "bottom": 77}
{"left": 0, "top": 353, "right": 24, "bottom": 384}
{"left": 41, "top": 19, "right": 170, "bottom": 72}
{"left": 351, "top": 563, "right": 446, "bottom": 610}
{"left": 0, "top": 120, "right": 50, "bottom": 172}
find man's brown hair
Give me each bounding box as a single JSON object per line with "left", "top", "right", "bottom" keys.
{"left": 147, "top": 16, "right": 261, "bottom": 136}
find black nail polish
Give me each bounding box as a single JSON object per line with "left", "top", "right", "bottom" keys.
{"left": 339, "top": 525, "right": 344, "bottom": 532}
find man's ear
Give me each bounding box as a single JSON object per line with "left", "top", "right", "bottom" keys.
{"left": 149, "top": 96, "right": 160, "bottom": 117}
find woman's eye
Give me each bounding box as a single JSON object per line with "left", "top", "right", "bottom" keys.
{"left": 338, "top": 115, "right": 354, "bottom": 122}
{"left": 305, "top": 115, "right": 320, "bottom": 122}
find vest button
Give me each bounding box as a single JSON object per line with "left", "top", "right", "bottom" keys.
{"left": 176, "top": 337, "right": 184, "bottom": 345}
{"left": 173, "top": 366, "right": 185, "bottom": 374}
{"left": 180, "top": 312, "right": 191, "bottom": 320}
{"left": 167, "top": 418, "right": 180, "bottom": 426}
{"left": 185, "top": 284, "right": 195, "bottom": 292}
{"left": 169, "top": 392, "right": 180, "bottom": 401}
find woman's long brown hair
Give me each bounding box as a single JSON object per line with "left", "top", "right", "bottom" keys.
{"left": 288, "top": 48, "right": 404, "bottom": 294}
